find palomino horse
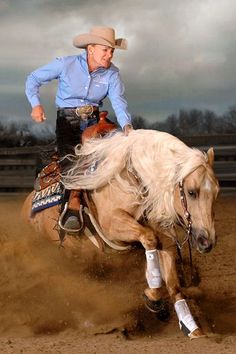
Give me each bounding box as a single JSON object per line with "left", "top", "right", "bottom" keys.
{"left": 22, "top": 129, "right": 219, "bottom": 339}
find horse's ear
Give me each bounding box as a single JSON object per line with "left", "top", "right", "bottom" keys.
{"left": 207, "top": 147, "right": 214, "bottom": 167}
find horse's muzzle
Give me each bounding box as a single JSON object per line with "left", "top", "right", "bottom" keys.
{"left": 191, "top": 228, "right": 215, "bottom": 253}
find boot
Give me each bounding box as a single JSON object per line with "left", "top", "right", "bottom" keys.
{"left": 63, "top": 209, "right": 81, "bottom": 231}
{"left": 61, "top": 190, "right": 83, "bottom": 232}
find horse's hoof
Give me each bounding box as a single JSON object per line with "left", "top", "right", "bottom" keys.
{"left": 142, "top": 294, "right": 170, "bottom": 322}
{"left": 189, "top": 328, "right": 207, "bottom": 340}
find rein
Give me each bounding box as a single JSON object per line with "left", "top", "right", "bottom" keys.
{"left": 177, "top": 180, "right": 192, "bottom": 249}
{"left": 176, "top": 180, "right": 194, "bottom": 287}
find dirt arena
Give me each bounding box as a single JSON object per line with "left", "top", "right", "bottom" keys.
{"left": 0, "top": 193, "right": 235, "bottom": 353}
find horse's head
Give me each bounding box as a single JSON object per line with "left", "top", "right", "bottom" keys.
{"left": 174, "top": 148, "right": 219, "bottom": 254}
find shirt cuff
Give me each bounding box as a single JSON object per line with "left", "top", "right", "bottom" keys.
{"left": 117, "top": 115, "right": 132, "bottom": 129}
{"left": 30, "top": 97, "right": 41, "bottom": 108}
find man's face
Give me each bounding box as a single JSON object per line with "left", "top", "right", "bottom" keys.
{"left": 88, "top": 44, "right": 115, "bottom": 70}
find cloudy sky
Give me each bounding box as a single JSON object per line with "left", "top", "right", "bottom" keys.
{"left": 1, "top": 0, "right": 236, "bottom": 127}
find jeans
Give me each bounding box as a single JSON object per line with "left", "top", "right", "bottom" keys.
{"left": 56, "top": 111, "right": 98, "bottom": 159}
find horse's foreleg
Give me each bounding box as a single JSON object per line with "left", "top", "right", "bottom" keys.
{"left": 159, "top": 249, "right": 204, "bottom": 338}
{"left": 102, "top": 209, "right": 158, "bottom": 248}
{"left": 102, "top": 209, "right": 169, "bottom": 319}
{"left": 158, "top": 249, "right": 182, "bottom": 302}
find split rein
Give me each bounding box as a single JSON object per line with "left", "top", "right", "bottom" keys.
{"left": 177, "top": 180, "right": 193, "bottom": 249}
{"left": 176, "top": 180, "right": 194, "bottom": 286}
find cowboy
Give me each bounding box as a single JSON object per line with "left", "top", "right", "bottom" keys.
{"left": 25, "top": 26, "right": 133, "bottom": 231}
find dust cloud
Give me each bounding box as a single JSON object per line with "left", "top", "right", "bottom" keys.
{"left": 0, "top": 195, "right": 148, "bottom": 337}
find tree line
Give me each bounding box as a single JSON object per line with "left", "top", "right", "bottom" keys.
{"left": 0, "top": 105, "right": 236, "bottom": 147}
{"left": 132, "top": 106, "right": 236, "bottom": 136}
{"left": 0, "top": 118, "right": 55, "bottom": 147}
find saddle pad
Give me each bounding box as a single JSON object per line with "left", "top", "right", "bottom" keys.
{"left": 32, "top": 182, "right": 64, "bottom": 214}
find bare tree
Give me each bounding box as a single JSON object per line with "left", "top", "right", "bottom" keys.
{"left": 132, "top": 116, "right": 148, "bottom": 129}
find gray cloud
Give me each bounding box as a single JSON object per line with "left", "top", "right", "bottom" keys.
{"left": 1, "top": 0, "right": 236, "bottom": 124}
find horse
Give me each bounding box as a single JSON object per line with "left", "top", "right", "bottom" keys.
{"left": 22, "top": 129, "right": 219, "bottom": 339}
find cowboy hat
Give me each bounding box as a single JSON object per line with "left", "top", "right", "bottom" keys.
{"left": 73, "top": 26, "right": 127, "bottom": 50}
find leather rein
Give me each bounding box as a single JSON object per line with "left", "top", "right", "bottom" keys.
{"left": 176, "top": 180, "right": 193, "bottom": 249}
{"left": 176, "top": 180, "right": 194, "bottom": 286}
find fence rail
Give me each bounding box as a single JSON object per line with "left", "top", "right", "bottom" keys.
{"left": 0, "top": 143, "right": 235, "bottom": 193}
{"left": 0, "top": 147, "right": 39, "bottom": 192}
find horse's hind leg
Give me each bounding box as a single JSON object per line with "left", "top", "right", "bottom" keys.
{"left": 158, "top": 248, "right": 204, "bottom": 338}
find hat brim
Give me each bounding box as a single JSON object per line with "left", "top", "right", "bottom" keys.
{"left": 73, "top": 34, "right": 127, "bottom": 50}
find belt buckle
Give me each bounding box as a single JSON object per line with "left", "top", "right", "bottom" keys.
{"left": 75, "top": 105, "right": 93, "bottom": 120}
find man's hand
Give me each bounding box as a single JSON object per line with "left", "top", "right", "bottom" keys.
{"left": 31, "top": 105, "right": 46, "bottom": 123}
{"left": 123, "top": 124, "right": 133, "bottom": 136}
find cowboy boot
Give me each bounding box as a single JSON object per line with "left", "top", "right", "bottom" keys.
{"left": 62, "top": 190, "right": 83, "bottom": 232}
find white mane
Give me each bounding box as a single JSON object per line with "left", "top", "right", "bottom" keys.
{"left": 62, "top": 129, "right": 208, "bottom": 226}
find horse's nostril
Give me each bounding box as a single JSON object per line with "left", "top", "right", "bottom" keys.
{"left": 199, "top": 236, "right": 208, "bottom": 246}
{"left": 197, "top": 235, "right": 212, "bottom": 253}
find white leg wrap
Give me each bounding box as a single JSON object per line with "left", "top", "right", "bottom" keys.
{"left": 174, "top": 299, "right": 199, "bottom": 336}
{"left": 145, "top": 249, "right": 162, "bottom": 289}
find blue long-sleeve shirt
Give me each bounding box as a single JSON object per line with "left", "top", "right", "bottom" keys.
{"left": 25, "top": 51, "right": 132, "bottom": 129}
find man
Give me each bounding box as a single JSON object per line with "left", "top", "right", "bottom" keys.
{"left": 25, "top": 26, "right": 133, "bottom": 231}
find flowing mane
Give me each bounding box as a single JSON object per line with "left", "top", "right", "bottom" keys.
{"left": 62, "top": 129, "right": 209, "bottom": 226}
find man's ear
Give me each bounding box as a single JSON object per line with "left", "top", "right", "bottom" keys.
{"left": 207, "top": 147, "right": 214, "bottom": 167}
{"left": 87, "top": 44, "right": 94, "bottom": 54}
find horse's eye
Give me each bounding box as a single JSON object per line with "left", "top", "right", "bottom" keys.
{"left": 188, "top": 190, "right": 197, "bottom": 199}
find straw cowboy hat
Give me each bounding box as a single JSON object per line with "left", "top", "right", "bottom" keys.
{"left": 73, "top": 26, "right": 127, "bottom": 50}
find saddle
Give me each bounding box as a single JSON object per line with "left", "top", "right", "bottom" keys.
{"left": 81, "top": 111, "right": 117, "bottom": 143}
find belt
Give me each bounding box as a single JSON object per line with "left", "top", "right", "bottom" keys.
{"left": 58, "top": 105, "right": 99, "bottom": 119}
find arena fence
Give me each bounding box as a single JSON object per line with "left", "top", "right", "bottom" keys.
{"left": 0, "top": 139, "right": 235, "bottom": 193}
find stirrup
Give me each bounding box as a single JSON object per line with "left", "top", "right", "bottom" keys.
{"left": 58, "top": 202, "right": 84, "bottom": 233}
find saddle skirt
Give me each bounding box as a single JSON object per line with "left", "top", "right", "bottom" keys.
{"left": 32, "top": 181, "right": 64, "bottom": 213}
